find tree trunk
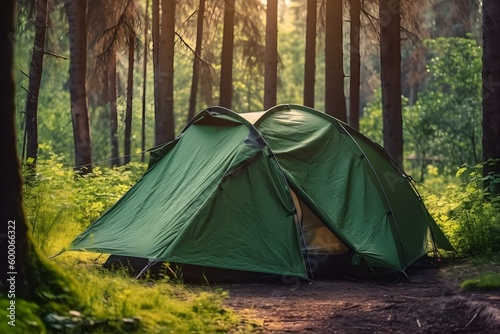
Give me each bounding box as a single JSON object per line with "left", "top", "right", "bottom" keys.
{"left": 264, "top": 0, "right": 278, "bottom": 110}
{"left": 303, "top": 0, "right": 316, "bottom": 108}
{"left": 482, "top": 0, "right": 500, "bottom": 196}
{"left": 188, "top": 0, "right": 206, "bottom": 122}
{"left": 108, "top": 52, "right": 120, "bottom": 167}
{"left": 141, "top": 0, "right": 149, "bottom": 163}
{"left": 66, "top": 0, "right": 93, "bottom": 173}
{"left": 152, "top": 0, "right": 159, "bottom": 122}
{"left": 1, "top": 2, "right": 81, "bottom": 309}
{"left": 152, "top": 0, "right": 160, "bottom": 146}
{"left": 219, "top": 0, "right": 235, "bottom": 109}
{"left": 25, "top": 0, "right": 49, "bottom": 167}
{"left": 124, "top": 35, "right": 134, "bottom": 165}
{"left": 349, "top": 0, "right": 360, "bottom": 129}
{"left": 0, "top": 0, "right": 26, "bottom": 292}
{"left": 155, "top": 0, "right": 176, "bottom": 145}
{"left": 325, "top": 0, "right": 346, "bottom": 121}
{"left": 380, "top": 0, "right": 403, "bottom": 167}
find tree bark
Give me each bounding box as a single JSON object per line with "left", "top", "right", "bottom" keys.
{"left": 124, "top": 35, "right": 134, "bottom": 165}
{"left": 108, "top": 52, "right": 120, "bottom": 167}
{"left": 325, "top": 0, "right": 346, "bottom": 121}
{"left": 25, "top": 0, "right": 49, "bottom": 167}
{"left": 482, "top": 0, "right": 500, "bottom": 196}
{"left": 188, "top": 0, "right": 206, "bottom": 122}
{"left": 349, "top": 0, "right": 360, "bottom": 129}
{"left": 219, "top": 0, "right": 235, "bottom": 109}
{"left": 155, "top": 0, "right": 176, "bottom": 146}
{"left": 1, "top": 3, "right": 81, "bottom": 308}
{"left": 141, "top": 0, "right": 149, "bottom": 162}
{"left": 66, "top": 0, "right": 93, "bottom": 173}
{"left": 380, "top": 0, "right": 403, "bottom": 167}
{"left": 303, "top": 0, "right": 316, "bottom": 108}
{"left": 264, "top": 0, "right": 278, "bottom": 110}
{"left": 0, "top": 0, "right": 26, "bottom": 291}
{"left": 152, "top": 0, "right": 159, "bottom": 127}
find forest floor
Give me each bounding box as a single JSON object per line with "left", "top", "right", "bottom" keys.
{"left": 215, "top": 260, "right": 500, "bottom": 333}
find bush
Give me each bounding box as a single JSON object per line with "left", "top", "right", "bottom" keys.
{"left": 423, "top": 162, "right": 500, "bottom": 257}
{"left": 22, "top": 152, "right": 147, "bottom": 256}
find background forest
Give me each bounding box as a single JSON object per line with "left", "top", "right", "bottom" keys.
{"left": 2, "top": 0, "right": 500, "bottom": 332}
{"left": 15, "top": 0, "right": 484, "bottom": 179}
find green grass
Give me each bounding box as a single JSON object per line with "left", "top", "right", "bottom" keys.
{"left": 461, "top": 272, "right": 500, "bottom": 291}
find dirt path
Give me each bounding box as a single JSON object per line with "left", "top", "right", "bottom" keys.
{"left": 219, "top": 266, "right": 500, "bottom": 333}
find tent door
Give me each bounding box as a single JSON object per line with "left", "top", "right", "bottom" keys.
{"left": 290, "top": 190, "right": 348, "bottom": 255}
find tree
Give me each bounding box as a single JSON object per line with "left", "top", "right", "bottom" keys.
{"left": 379, "top": 0, "right": 403, "bottom": 167}
{"left": 25, "top": 0, "right": 49, "bottom": 167}
{"left": 152, "top": 0, "right": 159, "bottom": 138}
{"left": 187, "top": 0, "right": 206, "bottom": 122}
{"left": 107, "top": 51, "right": 120, "bottom": 166}
{"left": 66, "top": 0, "right": 93, "bottom": 173}
{"left": 324, "top": 0, "right": 346, "bottom": 121}
{"left": 1, "top": 0, "right": 82, "bottom": 310}
{"left": 154, "top": 0, "right": 176, "bottom": 145}
{"left": 141, "top": 0, "right": 149, "bottom": 162}
{"left": 124, "top": 33, "right": 135, "bottom": 165}
{"left": 264, "top": 0, "right": 278, "bottom": 109}
{"left": 0, "top": 0, "right": 25, "bottom": 291}
{"left": 349, "top": 0, "right": 360, "bottom": 129}
{"left": 219, "top": 0, "right": 235, "bottom": 109}
{"left": 304, "top": 0, "right": 316, "bottom": 108}
{"left": 482, "top": 0, "right": 500, "bottom": 196}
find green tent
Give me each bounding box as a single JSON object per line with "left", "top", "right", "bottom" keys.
{"left": 70, "top": 104, "right": 454, "bottom": 280}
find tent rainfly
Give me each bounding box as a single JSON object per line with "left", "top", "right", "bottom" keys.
{"left": 69, "top": 104, "right": 454, "bottom": 281}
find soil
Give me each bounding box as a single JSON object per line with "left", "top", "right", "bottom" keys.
{"left": 217, "top": 261, "right": 500, "bottom": 333}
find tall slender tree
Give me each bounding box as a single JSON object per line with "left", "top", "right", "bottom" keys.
{"left": 304, "top": 0, "right": 317, "bottom": 108}
{"left": 219, "top": 0, "right": 235, "bottom": 109}
{"left": 349, "top": 0, "right": 360, "bottom": 129}
{"left": 25, "top": 0, "right": 49, "bottom": 167}
{"left": 124, "top": 33, "right": 135, "bottom": 165}
{"left": 154, "top": 0, "right": 176, "bottom": 145}
{"left": 482, "top": 0, "right": 500, "bottom": 196}
{"left": 264, "top": 0, "right": 278, "bottom": 109}
{"left": 379, "top": 0, "right": 403, "bottom": 167}
{"left": 188, "top": 0, "right": 206, "bottom": 122}
{"left": 152, "top": 0, "right": 159, "bottom": 134}
{"left": 66, "top": 0, "right": 93, "bottom": 173}
{"left": 106, "top": 6, "right": 120, "bottom": 167}
{"left": 325, "top": 0, "right": 346, "bottom": 121}
{"left": 141, "top": 0, "right": 149, "bottom": 162}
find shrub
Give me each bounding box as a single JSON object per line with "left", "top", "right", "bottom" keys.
{"left": 424, "top": 162, "right": 500, "bottom": 257}
{"left": 22, "top": 152, "right": 147, "bottom": 256}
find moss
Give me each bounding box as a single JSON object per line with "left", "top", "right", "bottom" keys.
{"left": 0, "top": 298, "right": 46, "bottom": 334}
{"left": 26, "top": 237, "right": 83, "bottom": 314}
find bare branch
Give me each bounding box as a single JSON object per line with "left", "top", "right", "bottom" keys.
{"left": 44, "top": 51, "right": 68, "bottom": 59}
{"left": 175, "top": 31, "right": 214, "bottom": 69}
{"left": 19, "top": 68, "right": 29, "bottom": 78}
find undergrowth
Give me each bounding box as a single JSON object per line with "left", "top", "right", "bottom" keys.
{"left": 461, "top": 272, "right": 500, "bottom": 291}
{"left": 420, "top": 162, "right": 500, "bottom": 257}
{"left": 417, "top": 162, "right": 500, "bottom": 290}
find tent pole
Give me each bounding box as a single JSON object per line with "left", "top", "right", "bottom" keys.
{"left": 135, "top": 260, "right": 158, "bottom": 279}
